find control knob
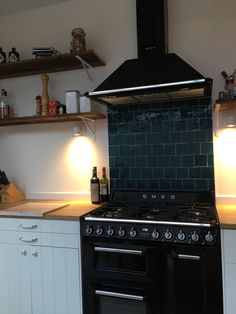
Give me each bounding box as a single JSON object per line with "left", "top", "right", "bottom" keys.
{"left": 96, "top": 226, "right": 103, "bottom": 236}
{"left": 205, "top": 231, "right": 214, "bottom": 243}
{"left": 152, "top": 228, "right": 159, "bottom": 239}
{"left": 164, "top": 229, "right": 172, "bottom": 240}
{"left": 191, "top": 231, "right": 199, "bottom": 242}
{"left": 118, "top": 227, "right": 125, "bottom": 237}
{"left": 129, "top": 227, "right": 137, "bottom": 238}
{"left": 107, "top": 226, "right": 114, "bottom": 236}
{"left": 177, "top": 230, "right": 186, "bottom": 241}
{"left": 85, "top": 225, "right": 93, "bottom": 235}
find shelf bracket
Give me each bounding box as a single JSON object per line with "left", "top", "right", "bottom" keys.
{"left": 75, "top": 55, "right": 94, "bottom": 82}
{"left": 80, "top": 117, "right": 96, "bottom": 139}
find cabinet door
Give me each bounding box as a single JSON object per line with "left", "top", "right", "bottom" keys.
{"left": 0, "top": 243, "right": 31, "bottom": 314}
{"left": 224, "top": 263, "right": 236, "bottom": 314}
{"left": 30, "top": 246, "right": 81, "bottom": 314}
{"left": 222, "top": 229, "right": 236, "bottom": 314}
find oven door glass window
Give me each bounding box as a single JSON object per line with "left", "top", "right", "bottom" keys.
{"left": 95, "top": 289, "right": 146, "bottom": 314}
{"left": 93, "top": 242, "right": 158, "bottom": 277}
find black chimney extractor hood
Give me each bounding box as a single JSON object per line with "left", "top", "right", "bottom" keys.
{"left": 88, "top": 0, "right": 212, "bottom": 106}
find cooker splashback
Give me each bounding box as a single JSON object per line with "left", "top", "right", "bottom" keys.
{"left": 108, "top": 97, "right": 214, "bottom": 192}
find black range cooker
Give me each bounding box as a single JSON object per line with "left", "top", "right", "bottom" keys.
{"left": 80, "top": 190, "right": 223, "bottom": 314}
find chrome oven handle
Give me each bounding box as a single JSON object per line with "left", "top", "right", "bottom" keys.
{"left": 95, "top": 290, "right": 144, "bottom": 301}
{"left": 178, "top": 254, "right": 201, "bottom": 261}
{"left": 94, "top": 246, "right": 143, "bottom": 255}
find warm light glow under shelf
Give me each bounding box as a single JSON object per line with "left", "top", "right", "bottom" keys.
{"left": 215, "top": 128, "right": 236, "bottom": 167}
{"left": 65, "top": 136, "right": 96, "bottom": 185}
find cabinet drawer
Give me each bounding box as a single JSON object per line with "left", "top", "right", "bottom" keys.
{"left": 0, "top": 218, "right": 79, "bottom": 234}
{"left": 0, "top": 230, "right": 79, "bottom": 248}
{"left": 223, "top": 230, "right": 236, "bottom": 263}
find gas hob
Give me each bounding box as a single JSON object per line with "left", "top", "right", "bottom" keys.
{"left": 81, "top": 190, "right": 220, "bottom": 246}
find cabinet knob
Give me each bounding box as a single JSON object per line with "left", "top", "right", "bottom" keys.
{"left": 32, "top": 251, "right": 38, "bottom": 257}
{"left": 20, "top": 250, "right": 27, "bottom": 256}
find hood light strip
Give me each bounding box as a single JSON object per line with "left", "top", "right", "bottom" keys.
{"left": 89, "top": 79, "right": 206, "bottom": 96}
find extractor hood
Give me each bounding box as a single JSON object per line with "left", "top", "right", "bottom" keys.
{"left": 88, "top": 0, "right": 212, "bottom": 106}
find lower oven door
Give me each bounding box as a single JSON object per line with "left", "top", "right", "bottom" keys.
{"left": 164, "top": 245, "right": 223, "bottom": 314}
{"left": 83, "top": 282, "right": 160, "bottom": 314}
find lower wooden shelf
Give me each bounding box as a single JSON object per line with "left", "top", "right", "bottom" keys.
{"left": 0, "top": 112, "right": 105, "bottom": 126}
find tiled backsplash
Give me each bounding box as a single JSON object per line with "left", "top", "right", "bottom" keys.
{"left": 108, "top": 97, "right": 214, "bottom": 192}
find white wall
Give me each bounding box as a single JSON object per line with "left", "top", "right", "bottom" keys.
{"left": 168, "top": 0, "right": 236, "bottom": 202}
{"left": 0, "top": 0, "right": 235, "bottom": 202}
{"left": 0, "top": 0, "right": 137, "bottom": 199}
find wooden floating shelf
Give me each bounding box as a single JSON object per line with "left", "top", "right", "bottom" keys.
{"left": 215, "top": 99, "right": 236, "bottom": 111}
{"left": 0, "top": 112, "right": 106, "bottom": 126}
{"left": 0, "top": 50, "right": 105, "bottom": 79}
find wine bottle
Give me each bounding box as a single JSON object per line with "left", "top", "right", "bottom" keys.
{"left": 8, "top": 47, "right": 20, "bottom": 63}
{"left": 0, "top": 47, "right": 6, "bottom": 64}
{"left": 90, "top": 166, "right": 100, "bottom": 204}
{"left": 100, "top": 167, "right": 109, "bottom": 203}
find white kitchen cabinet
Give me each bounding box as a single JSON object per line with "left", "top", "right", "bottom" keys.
{"left": 0, "top": 218, "right": 82, "bottom": 314}
{"left": 221, "top": 229, "right": 236, "bottom": 314}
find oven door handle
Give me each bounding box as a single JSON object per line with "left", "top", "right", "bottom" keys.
{"left": 177, "top": 254, "right": 201, "bottom": 261}
{"left": 94, "top": 246, "right": 143, "bottom": 255}
{"left": 95, "top": 290, "right": 144, "bottom": 301}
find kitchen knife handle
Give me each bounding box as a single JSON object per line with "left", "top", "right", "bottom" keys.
{"left": 19, "top": 237, "right": 38, "bottom": 243}
{"left": 19, "top": 224, "right": 38, "bottom": 230}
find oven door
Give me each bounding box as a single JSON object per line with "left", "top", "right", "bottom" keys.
{"left": 82, "top": 238, "right": 160, "bottom": 283}
{"left": 83, "top": 281, "right": 160, "bottom": 314}
{"left": 164, "top": 245, "right": 223, "bottom": 314}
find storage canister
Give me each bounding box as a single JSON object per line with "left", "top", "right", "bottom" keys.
{"left": 65, "top": 90, "right": 80, "bottom": 113}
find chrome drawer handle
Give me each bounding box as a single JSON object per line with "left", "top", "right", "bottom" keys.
{"left": 178, "top": 254, "right": 200, "bottom": 261}
{"left": 95, "top": 290, "right": 144, "bottom": 301}
{"left": 19, "top": 224, "right": 38, "bottom": 230}
{"left": 94, "top": 247, "right": 143, "bottom": 255}
{"left": 19, "top": 237, "right": 38, "bottom": 243}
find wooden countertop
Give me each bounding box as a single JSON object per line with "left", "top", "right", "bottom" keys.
{"left": 1, "top": 200, "right": 236, "bottom": 227}
{"left": 217, "top": 204, "right": 236, "bottom": 229}
{"left": 0, "top": 200, "right": 99, "bottom": 220}
{"left": 46, "top": 200, "right": 99, "bottom": 220}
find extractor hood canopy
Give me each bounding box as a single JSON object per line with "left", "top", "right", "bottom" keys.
{"left": 88, "top": 0, "right": 212, "bottom": 106}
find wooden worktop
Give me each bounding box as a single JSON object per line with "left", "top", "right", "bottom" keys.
{"left": 217, "top": 204, "right": 236, "bottom": 229}
{"left": 46, "top": 200, "right": 99, "bottom": 219}
{"left": 0, "top": 199, "right": 99, "bottom": 220}
{"left": 1, "top": 199, "right": 236, "bottom": 227}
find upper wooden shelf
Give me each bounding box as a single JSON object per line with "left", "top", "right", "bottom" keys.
{"left": 0, "top": 50, "right": 105, "bottom": 79}
{"left": 0, "top": 112, "right": 105, "bottom": 126}
{"left": 215, "top": 99, "right": 236, "bottom": 111}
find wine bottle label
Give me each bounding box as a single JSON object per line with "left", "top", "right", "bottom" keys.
{"left": 9, "top": 54, "right": 18, "bottom": 62}
{"left": 91, "top": 183, "right": 99, "bottom": 202}
{"left": 101, "top": 184, "right": 108, "bottom": 195}
{"left": 0, "top": 54, "right": 5, "bottom": 63}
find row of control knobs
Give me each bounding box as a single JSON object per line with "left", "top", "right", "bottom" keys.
{"left": 85, "top": 225, "right": 214, "bottom": 243}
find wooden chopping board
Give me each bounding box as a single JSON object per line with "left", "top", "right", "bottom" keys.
{"left": 0, "top": 202, "right": 69, "bottom": 217}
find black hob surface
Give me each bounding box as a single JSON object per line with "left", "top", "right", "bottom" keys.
{"left": 89, "top": 202, "right": 217, "bottom": 225}
{"left": 87, "top": 190, "right": 218, "bottom": 225}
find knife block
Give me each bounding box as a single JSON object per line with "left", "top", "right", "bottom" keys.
{"left": 0, "top": 183, "right": 25, "bottom": 203}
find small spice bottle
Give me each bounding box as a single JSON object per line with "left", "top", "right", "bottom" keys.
{"left": 9, "top": 47, "right": 20, "bottom": 63}
{"left": 0, "top": 47, "right": 6, "bottom": 64}
{"left": 58, "top": 103, "right": 64, "bottom": 115}
{"left": 36, "top": 95, "right": 41, "bottom": 116}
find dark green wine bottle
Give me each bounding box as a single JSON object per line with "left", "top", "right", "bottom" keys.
{"left": 100, "top": 167, "right": 109, "bottom": 203}
{"left": 90, "top": 166, "right": 100, "bottom": 204}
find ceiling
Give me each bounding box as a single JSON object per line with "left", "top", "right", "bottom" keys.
{"left": 0, "top": 0, "right": 70, "bottom": 16}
